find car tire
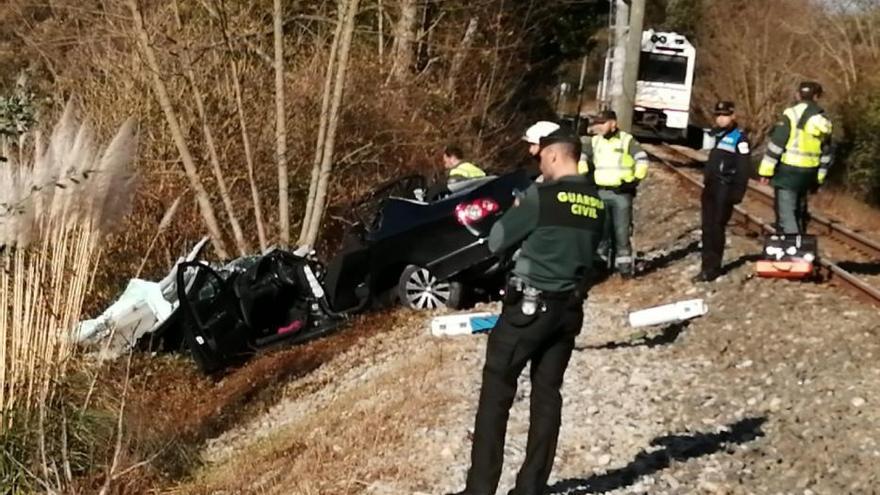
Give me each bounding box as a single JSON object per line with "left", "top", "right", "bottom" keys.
{"left": 398, "top": 265, "right": 463, "bottom": 310}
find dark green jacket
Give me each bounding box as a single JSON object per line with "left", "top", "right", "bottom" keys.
{"left": 488, "top": 175, "right": 604, "bottom": 292}
{"left": 763, "top": 101, "right": 834, "bottom": 191}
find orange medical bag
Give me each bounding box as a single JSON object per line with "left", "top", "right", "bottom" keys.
{"left": 756, "top": 234, "right": 817, "bottom": 279}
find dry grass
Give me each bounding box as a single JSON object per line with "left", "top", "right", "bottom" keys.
{"left": 813, "top": 188, "right": 880, "bottom": 239}
{"left": 177, "top": 320, "right": 457, "bottom": 495}
{"left": 0, "top": 102, "right": 137, "bottom": 429}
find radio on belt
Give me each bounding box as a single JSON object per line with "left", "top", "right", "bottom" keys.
{"left": 756, "top": 234, "right": 818, "bottom": 279}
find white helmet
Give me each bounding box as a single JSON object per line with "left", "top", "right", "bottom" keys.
{"left": 522, "top": 121, "right": 561, "bottom": 144}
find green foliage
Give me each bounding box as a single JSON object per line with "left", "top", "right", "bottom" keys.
{"left": 0, "top": 394, "right": 119, "bottom": 493}
{"left": 836, "top": 93, "right": 880, "bottom": 204}
{"left": 0, "top": 90, "right": 36, "bottom": 137}
{"left": 0, "top": 425, "right": 35, "bottom": 493}
{"left": 547, "top": 1, "right": 609, "bottom": 57}
{"left": 661, "top": 0, "right": 703, "bottom": 39}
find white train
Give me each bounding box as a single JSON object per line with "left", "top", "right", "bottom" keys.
{"left": 595, "top": 29, "right": 696, "bottom": 140}
{"left": 633, "top": 30, "right": 696, "bottom": 139}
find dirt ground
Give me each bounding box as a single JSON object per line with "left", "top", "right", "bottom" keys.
{"left": 158, "top": 165, "right": 879, "bottom": 495}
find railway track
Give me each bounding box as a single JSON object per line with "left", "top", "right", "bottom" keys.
{"left": 644, "top": 143, "right": 880, "bottom": 308}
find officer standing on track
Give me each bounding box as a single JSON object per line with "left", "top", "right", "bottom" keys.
{"left": 694, "top": 101, "right": 751, "bottom": 282}
{"left": 447, "top": 127, "right": 604, "bottom": 495}
{"left": 758, "top": 81, "right": 834, "bottom": 234}
{"left": 578, "top": 110, "right": 649, "bottom": 278}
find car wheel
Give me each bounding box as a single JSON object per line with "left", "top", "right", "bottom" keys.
{"left": 398, "top": 265, "right": 463, "bottom": 310}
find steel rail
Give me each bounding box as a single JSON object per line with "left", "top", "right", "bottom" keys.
{"left": 743, "top": 183, "right": 880, "bottom": 259}
{"left": 659, "top": 144, "right": 880, "bottom": 259}
{"left": 650, "top": 150, "right": 880, "bottom": 307}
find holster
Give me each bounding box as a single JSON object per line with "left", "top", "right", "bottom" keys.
{"left": 503, "top": 276, "right": 540, "bottom": 327}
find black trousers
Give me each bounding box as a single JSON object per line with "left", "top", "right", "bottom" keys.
{"left": 700, "top": 183, "right": 735, "bottom": 274}
{"left": 464, "top": 293, "right": 583, "bottom": 495}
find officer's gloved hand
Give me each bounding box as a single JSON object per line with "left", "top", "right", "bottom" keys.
{"left": 817, "top": 168, "right": 828, "bottom": 186}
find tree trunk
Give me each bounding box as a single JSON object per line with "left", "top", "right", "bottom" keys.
{"left": 230, "top": 59, "right": 269, "bottom": 252}
{"left": 298, "top": 0, "right": 345, "bottom": 246}
{"left": 303, "top": 0, "right": 360, "bottom": 247}
{"left": 274, "top": 0, "right": 290, "bottom": 246}
{"left": 389, "top": 0, "right": 418, "bottom": 83}
{"left": 182, "top": 51, "right": 250, "bottom": 256}
{"left": 378, "top": 0, "right": 384, "bottom": 65}
{"left": 445, "top": 17, "right": 478, "bottom": 93}
{"left": 126, "top": 0, "right": 230, "bottom": 259}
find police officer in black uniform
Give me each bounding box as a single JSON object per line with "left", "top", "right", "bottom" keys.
{"left": 447, "top": 127, "right": 605, "bottom": 495}
{"left": 694, "top": 101, "right": 751, "bottom": 282}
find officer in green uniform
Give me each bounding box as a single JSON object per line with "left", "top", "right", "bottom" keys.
{"left": 758, "top": 81, "right": 834, "bottom": 233}
{"left": 447, "top": 127, "right": 604, "bottom": 495}
{"left": 578, "top": 110, "right": 649, "bottom": 277}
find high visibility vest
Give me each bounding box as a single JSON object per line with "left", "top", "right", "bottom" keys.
{"left": 449, "top": 161, "right": 486, "bottom": 180}
{"left": 589, "top": 132, "right": 638, "bottom": 187}
{"left": 779, "top": 103, "right": 832, "bottom": 169}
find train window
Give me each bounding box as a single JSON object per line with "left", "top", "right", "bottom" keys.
{"left": 638, "top": 52, "right": 688, "bottom": 84}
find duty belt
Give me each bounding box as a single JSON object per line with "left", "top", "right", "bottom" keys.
{"left": 507, "top": 276, "right": 543, "bottom": 315}
{"left": 507, "top": 276, "right": 579, "bottom": 315}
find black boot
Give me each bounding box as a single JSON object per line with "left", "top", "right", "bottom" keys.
{"left": 692, "top": 269, "right": 721, "bottom": 283}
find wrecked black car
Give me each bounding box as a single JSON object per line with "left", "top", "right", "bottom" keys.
{"left": 169, "top": 169, "right": 532, "bottom": 373}
{"left": 323, "top": 169, "right": 532, "bottom": 311}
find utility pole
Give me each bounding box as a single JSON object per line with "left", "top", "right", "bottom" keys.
{"left": 619, "top": 0, "right": 645, "bottom": 132}
{"left": 609, "top": 0, "right": 629, "bottom": 119}
{"left": 574, "top": 54, "right": 590, "bottom": 132}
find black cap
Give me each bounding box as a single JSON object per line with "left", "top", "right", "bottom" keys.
{"left": 799, "top": 81, "right": 823, "bottom": 99}
{"left": 713, "top": 101, "right": 735, "bottom": 115}
{"left": 538, "top": 127, "right": 581, "bottom": 152}
{"left": 591, "top": 109, "right": 617, "bottom": 124}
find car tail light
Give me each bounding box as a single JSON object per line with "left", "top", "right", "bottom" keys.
{"left": 455, "top": 198, "right": 500, "bottom": 225}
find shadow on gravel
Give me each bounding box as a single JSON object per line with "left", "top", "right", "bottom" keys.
{"left": 576, "top": 321, "right": 690, "bottom": 352}
{"left": 722, "top": 253, "right": 762, "bottom": 274}
{"left": 549, "top": 417, "right": 767, "bottom": 494}
{"left": 639, "top": 240, "right": 700, "bottom": 277}
{"left": 837, "top": 261, "right": 880, "bottom": 276}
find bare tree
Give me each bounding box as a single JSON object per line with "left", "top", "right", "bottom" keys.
{"left": 805, "top": 0, "right": 880, "bottom": 100}
{"left": 170, "top": 0, "right": 247, "bottom": 256}
{"left": 389, "top": 0, "right": 418, "bottom": 83}
{"left": 126, "top": 0, "right": 230, "bottom": 258}
{"left": 298, "top": 0, "right": 346, "bottom": 246}
{"left": 303, "top": 0, "right": 361, "bottom": 246}
{"left": 694, "top": 0, "right": 813, "bottom": 142}
{"left": 445, "top": 17, "right": 478, "bottom": 93}
{"left": 181, "top": 57, "right": 249, "bottom": 256}
{"left": 378, "top": 0, "right": 385, "bottom": 65}
{"left": 230, "top": 58, "right": 269, "bottom": 252}
{"left": 274, "top": 0, "right": 290, "bottom": 246}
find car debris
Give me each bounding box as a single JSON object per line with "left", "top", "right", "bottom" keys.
{"left": 72, "top": 237, "right": 209, "bottom": 360}
{"left": 429, "top": 312, "right": 499, "bottom": 337}
{"left": 628, "top": 299, "right": 708, "bottom": 328}
{"left": 78, "top": 170, "right": 535, "bottom": 373}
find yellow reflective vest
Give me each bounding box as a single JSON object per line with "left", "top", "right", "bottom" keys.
{"left": 579, "top": 131, "right": 648, "bottom": 187}
{"left": 759, "top": 102, "right": 833, "bottom": 179}
{"left": 448, "top": 161, "right": 486, "bottom": 182}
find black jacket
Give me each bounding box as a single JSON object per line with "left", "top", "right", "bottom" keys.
{"left": 704, "top": 125, "right": 751, "bottom": 204}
